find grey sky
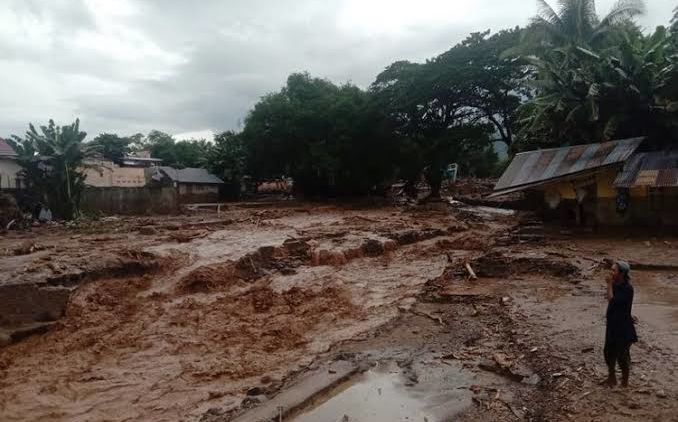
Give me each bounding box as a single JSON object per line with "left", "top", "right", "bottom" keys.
{"left": 1, "top": 0, "right": 674, "bottom": 141}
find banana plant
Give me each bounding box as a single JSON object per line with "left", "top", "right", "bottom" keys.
{"left": 10, "top": 119, "right": 97, "bottom": 219}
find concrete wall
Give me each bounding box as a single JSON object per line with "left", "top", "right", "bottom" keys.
{"left": 84, "top": 160, "right": 147, "bottom": 188}
{"left": 81, "top": 186, "right": 179, "bottom": 215}
{"left": 0, "top": 158, "right": 22, "bottom": 190}
{"left": 540, "top": 167, "right": 678, "bottom": 226}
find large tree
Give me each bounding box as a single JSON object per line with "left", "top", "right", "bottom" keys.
{"left": 9, "top": 119, "right": 94, "bottom": 219}
{"left": 242, "top": 73, "right": 397, "bottom": 197}
{"left": 207, "top": 131, "right": 246, "bottom": 199}
{"left": 431, "top": 28, "right": 529, "bottom": 146}
{"left": 371, "top": 41, "right": 502, "bottom": 197}
{"left": 89, "top": 133, "right": 131, "bottom": 162}
{"left": 141, "top": 130, "right": 211, "bottom": 168}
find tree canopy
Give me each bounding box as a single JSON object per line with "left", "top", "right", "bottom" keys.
{"left": 207, "top": 131, "right": 246, "bottom": 199}
{"left": 89, "top": 133, "right": 132, "bottom": 162}
{"left": 242, "top": 73, "right": 398, "bottom": 196}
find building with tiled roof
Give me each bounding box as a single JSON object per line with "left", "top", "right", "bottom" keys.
{"left": 0, "top": 138, "right": 23, "bottom": 190}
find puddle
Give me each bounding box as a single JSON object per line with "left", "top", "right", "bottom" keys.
{"left": 292, "top": 370, "right": 435, "bottom": 422}
{"left": 291, "top": 360, "right": 472, "bottom": 422}
{"left": 631, "top": 271, "right": 678, "bottom": 354}
{"left": 634, "top": 272, "right": 678, "bottom": 307}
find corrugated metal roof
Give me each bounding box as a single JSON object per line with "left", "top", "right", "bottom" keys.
{"left": 493, "top": 138, "right": 643, "bottom": 195}
{"left": 157, "top": 166, "right": 224, "bottom": 185}
{"left": 0, "top": 138, "right": 17, "bottom": 158}
{"left": 614, "top": 152, "right": 678, "bottom": 188}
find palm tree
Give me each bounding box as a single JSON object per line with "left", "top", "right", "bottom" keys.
{"left": 511, "top": 0, "right": 645, "bottom": 57}
{"left": 515, "top": 25, "right": 678, "bottom": 151}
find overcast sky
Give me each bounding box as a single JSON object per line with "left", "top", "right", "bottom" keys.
{"left": 1, "top": 0, "right": 674, "bottom": 141}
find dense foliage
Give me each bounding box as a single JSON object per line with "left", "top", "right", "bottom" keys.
{"left": 240, "top": 30, "right": 528, "bottom": 197}
{"left": 368, "top": 29, "right": 525, "bottom": 196}
{"left": 512, "top": 0, "right": 677, "bottom": 150}
{"left": 89, "top": 133, "right": 133, "bottom": 162}
{"left": 242, "top": 73, "right": 398, "bottom": 196}
{"left": 140, "top": 131, "right": 211, "bottom": 169}
{"left": 207, "top": 131, "right": 246, "bottom": 199}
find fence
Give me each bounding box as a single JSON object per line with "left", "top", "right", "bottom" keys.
{"left": 81, "top": 186, "right": 179, "bottom": 215}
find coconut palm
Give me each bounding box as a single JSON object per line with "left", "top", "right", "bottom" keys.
{"left": 508, "top": 0, "right": 646, "bottom": 58}
{"left": 515, "top": 25, "right": 678, "bottom": 151}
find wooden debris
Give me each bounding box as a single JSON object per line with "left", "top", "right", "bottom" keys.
{"left": 465, "top": 262, "right": 478, "bottom": 280}
{"left": 411, "top": 309, "right": 444, "bottom": 325}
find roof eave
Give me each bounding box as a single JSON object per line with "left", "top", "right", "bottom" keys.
{"left": 488, "top": 163, "right": 624, "bottom": 198}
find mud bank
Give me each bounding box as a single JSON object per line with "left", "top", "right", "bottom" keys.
{"left": 0, "top": 249, "right": 173, "bottom": 345}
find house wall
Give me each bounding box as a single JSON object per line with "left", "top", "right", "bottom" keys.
{"left": 81, "top": 186, "right": 178, "bottom": 215}
{"left": 84, "top": 161, "right": 147, "bottom": 188}
{"left": 539, "top": 166, "right": 678, "bottom": 226}
{"left": 0, "top": 158, "right": 22, "bottom": 190}
{"left": 596, "top": 169, "right": 618, "bottom": 198}
{"left": 544, "top": 181, "right": 576, "bottom": 201}
{"left": 177, "top": 184, "right": 220, "bottom": 203}
{"left": 597, "top": 187, "right": 678, "bottom": 226}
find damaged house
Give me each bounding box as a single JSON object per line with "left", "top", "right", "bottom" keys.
{"left": 491, "top": 138, "right": 678, "bottom": 226}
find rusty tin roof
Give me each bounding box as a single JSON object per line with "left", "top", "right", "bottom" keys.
{"left": 614, "top": 151, "right": 678, "bottom": 188}
{"left": 492, "top": 138, "right": 643, "bottom": 196}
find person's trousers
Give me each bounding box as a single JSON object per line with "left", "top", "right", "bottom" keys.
{"left": 604, "top": 339, "right": 631, "bottom": 374}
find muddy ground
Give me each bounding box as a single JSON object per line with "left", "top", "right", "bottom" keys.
{"left": 0, "top": 202, "right": 676, "bottom": 422}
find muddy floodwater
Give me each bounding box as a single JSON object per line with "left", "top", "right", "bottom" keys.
{"left": 0, "top": 203, "right": 677, "bottom": 422}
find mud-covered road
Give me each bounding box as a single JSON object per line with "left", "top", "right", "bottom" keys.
{"left": 0, "top": 202, "right": 676, "bottom": 421}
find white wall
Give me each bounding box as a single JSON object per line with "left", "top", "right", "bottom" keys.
{"left": 0, "top": 158, "right": 22, "bottom": 189}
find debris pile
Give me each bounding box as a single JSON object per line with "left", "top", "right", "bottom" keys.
{"left": 466, "top": 251, "right": 580, "bottom": 279}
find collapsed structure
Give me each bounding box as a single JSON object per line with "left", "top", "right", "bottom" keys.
{"left": 491, "top": 138, "right": 678, "bottom": 226}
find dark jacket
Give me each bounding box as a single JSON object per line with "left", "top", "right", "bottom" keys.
{"left": 606, "top": 280, "right": 638, "bottom": 344}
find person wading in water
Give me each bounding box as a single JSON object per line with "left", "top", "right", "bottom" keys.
{"left": 603, "top": 261, "right": 638, "bottom": 387}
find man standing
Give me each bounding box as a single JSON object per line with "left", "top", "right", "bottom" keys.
{"left": 604, "top": 261, "right": 638, "bottom": 387}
